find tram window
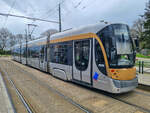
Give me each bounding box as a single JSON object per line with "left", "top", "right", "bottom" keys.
{"left": 82, "top": 40, "right": 89, "bottom": 70}
{"left": 40, "top": 46, "right": 44, "bottom": 60}
{"left": 50, "top": 43, "right": 68, "bottom": 65}
{"left": 95, "top": 40, "right": 104, "bottom": 64}
{"left": 95, "top": 39, "right": 106, "bottom": 75}
{"left": 30, "top": 47, "right": 34, "bottom": 58}
{"left": 36, "top": 46, "right": 40, "bottom": 58}
{"left": 30, "top": 46, "right": 40, "bottom": 58}
{"left": 17, "top": 48, "right": 20, "bottom": 56}
{"left": 50, "top": 45, "right": 54, "bottom": 62}
{"left": 31, "top": 47, "right": 33, "bottom": 58}
{"left": 30, "top": 48, "right": 32, "bottom": 58}
{"left": 45, "top": 46, "right": 47, "bottom": 62}
{"left": 75, "top": 41, "right": 82, "bottom": 69}
{"left": 67, "top": 43, "right": 73, "bottom": 65}
{"left": 18, "top": 48, "right": 20, "bottom": 56}
{"left": 23, "top": 47, "right": 26, "bottom": 57}
{"left": 28, "top": 48, "right": 31, "bottom": 58}
{"left": 75, "top": 40, "right": 89, "bottom": 71}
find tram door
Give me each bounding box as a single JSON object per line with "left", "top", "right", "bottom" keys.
{"left": 73, "top": 39, "right": 92, "bottom": 84}
{"left": 39, "top": 45, "right": 45, "bottom": 70}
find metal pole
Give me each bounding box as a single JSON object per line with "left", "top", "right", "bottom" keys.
{"left": 59, "top": 3, "right": 62, "bottom": 32}
{"left": 25, "top": 29, "right": 28, "bottom": 65}
{"left": 142, "top": 61, "right": 144, "bottom": 74}
{"left": 27, "top": 24, "right": 37, "bottom": 40}
{"left": 20, "top": 41, "right": 22, "bottom": 62}
{"left": 27, "top": 24, "right": 30, "bottom": 40}
{"left": 139, "top": 61, "right": 141, "bottom": 73}
{"left": 47, "top": 34, "right": 50, "bottom": 73}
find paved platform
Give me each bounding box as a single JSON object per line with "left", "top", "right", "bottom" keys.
{"left": 136, "top": 58, "right": 150, "bottom": 86}
{"left": 0, "top": 73, "right": 15, "bottom": 113}
{"left": 138, "top": 73, "right": 150, "bottom": 86}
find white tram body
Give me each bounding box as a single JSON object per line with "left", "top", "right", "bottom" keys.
{"left": 12, "top": 23, "right": 138, "bottom": 93}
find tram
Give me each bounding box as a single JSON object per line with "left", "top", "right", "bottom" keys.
{"left": 12, "top": 23, "right": 138, "bottom": 93}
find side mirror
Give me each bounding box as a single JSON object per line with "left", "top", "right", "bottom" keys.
{"left": 134, "top": 38, "right": 139, "bottom": 49}
{"left": 111, "top": 47, "right": 115, "bottom": 51}
{"left": 132, "top": 36, "right": 139, "bottom": 51}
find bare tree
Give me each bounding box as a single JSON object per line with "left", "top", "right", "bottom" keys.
{"left": 9, "top": 34, "right": 17, "bottom": 48}
{"left": 131, "top": 18, "right": 144, "bottom": 39}
{"left": 40, "top": 29, "right": 58, "bottom": 37}
{"left": 15, "top": 34, "right": 24, "bottom": 44}
{"left": 0, "top": 28, "right": 11, "bottom": 51}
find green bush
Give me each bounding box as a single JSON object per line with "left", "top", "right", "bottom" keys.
{"left": 136, "top": 53, "right": 150, "bottom": 58}
{"left": 148, "top": 50, "right": 150, "bottom": 55}
{"left": 0, "top": 49, "right": 11, "bottom": 56}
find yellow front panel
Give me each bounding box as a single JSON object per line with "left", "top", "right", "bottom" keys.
{"left": 109, "top": 67, "right": 136, "bottom": 80}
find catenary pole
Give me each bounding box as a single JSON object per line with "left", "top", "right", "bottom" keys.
{"left": 59, "top": 3, "right": 62, "bottom": 32}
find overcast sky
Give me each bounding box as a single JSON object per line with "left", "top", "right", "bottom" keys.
{"left": 0, "top": 0, "right": 148, "bottom": 37}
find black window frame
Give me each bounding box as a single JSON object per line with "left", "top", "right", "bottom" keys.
{"left": 50, "top": 41, "right": 73, "bottom": 65}
{"left": 97, "top": 24, "right": 135, "bottom": 69}
{"left": 74, "top": 39, "right": 90, "bottom": 71}
{"left": 95, "top": 39, "right": 107, "bottom": 75}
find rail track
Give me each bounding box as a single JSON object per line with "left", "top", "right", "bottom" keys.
{"left": 84, "top": 83, "right": 150, "bottom": 113}
{"left": 0, "top": 60, "right": 92, "bottom": 113}
{"left": 70, "top": 81, "right": 150, "bottom": 113}
{"left": 137, "top": 84, "right": 150, "bottom": 92}
{"left": 13, "top": 60, "right": 150, "bottom": 113}
{"left": 108, "top": 93, "right": 150, "bottom": 113}
{"left": 0, "top": 68, "right": 33, "bottom": 113}
{"left": 1, "top": 59, "right": 150, "bottom": 113}
{"left": 134, "top": 89, "right": 150, "bottom": 97}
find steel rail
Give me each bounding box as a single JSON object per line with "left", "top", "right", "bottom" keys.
{"left": 133, "top": 90, "right": 150, "bottom": 97}
{"left": 110, "top": 95, "right": 150, "bottom": 113}
{"left": 8, "top": 60, "right": 150, "bottom": 113}
{"left": 7, "top": 60, "right": 92, "bottom": 113}
{"left": 0, "top": 65, "right": 33, "bottom": 113}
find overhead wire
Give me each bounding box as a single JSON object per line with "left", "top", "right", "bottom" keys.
{"left": 30, "top": 1, "right": 61, "bottom": 28}
{"left": 29, "top": 1, "right": 62, "bottom": 35}
{"left": 3, "top": 0, "right": 16, "bottom": 28}
{"left": 74, "top": 0, "right": 83, "bottom": 8}
{"left": 61, "top": 0, "right": 98, "bottom": 18}
{"left": 41, "top": 0, "right": 66, "bottom": 20}
{"left": 41, "top": 5, "right": 58, "bottom": 18}
{"left": 61, "top": 0, "right": 84, "bottom": 16}
{"left": 25, "top": 1, "right": 63, "bottom": 36}
{"left": 42, "top": 7, "right": 59, "bottom": 19}
{"left": 81, "top": 0, "right": 98, "bottom": 10}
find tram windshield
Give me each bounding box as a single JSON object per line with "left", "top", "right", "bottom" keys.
{"left": 97, "top": 24, "right": 135, "bottom": 68}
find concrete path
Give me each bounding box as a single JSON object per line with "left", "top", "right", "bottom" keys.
{"left": 136, "top": 58, "right": 150, "bottom": 86}
{"left": 0, "top": 73, "right": 15, "bottom": 113}
{"left": 138, "top": 73, "right": 150, "bottom": 86}
{"left": 136, "top": 57, "right": 150, "bottom": 62}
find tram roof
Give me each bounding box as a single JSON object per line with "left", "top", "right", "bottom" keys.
{"left": 12, "top": 22, "right": 126, "bottom": 48}
{"left": 50, "top": 22, "right": 110, "bottom": 41}
{"left": 27, "top": 36, "right": 47, "bottom": 46}
{"left": 21, "top": 22, "right": 110, "bottom": 46}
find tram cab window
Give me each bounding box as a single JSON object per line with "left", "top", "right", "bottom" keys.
{"left": 95, "top": 39, "right": 106, "bottom": 75}
{"left": 97, "top": 24, "right": 135, "bottom": 68}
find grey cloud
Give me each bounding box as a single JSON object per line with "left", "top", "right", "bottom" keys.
{"left": 0, "top": 0, "right": 148, "bottom": 37}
